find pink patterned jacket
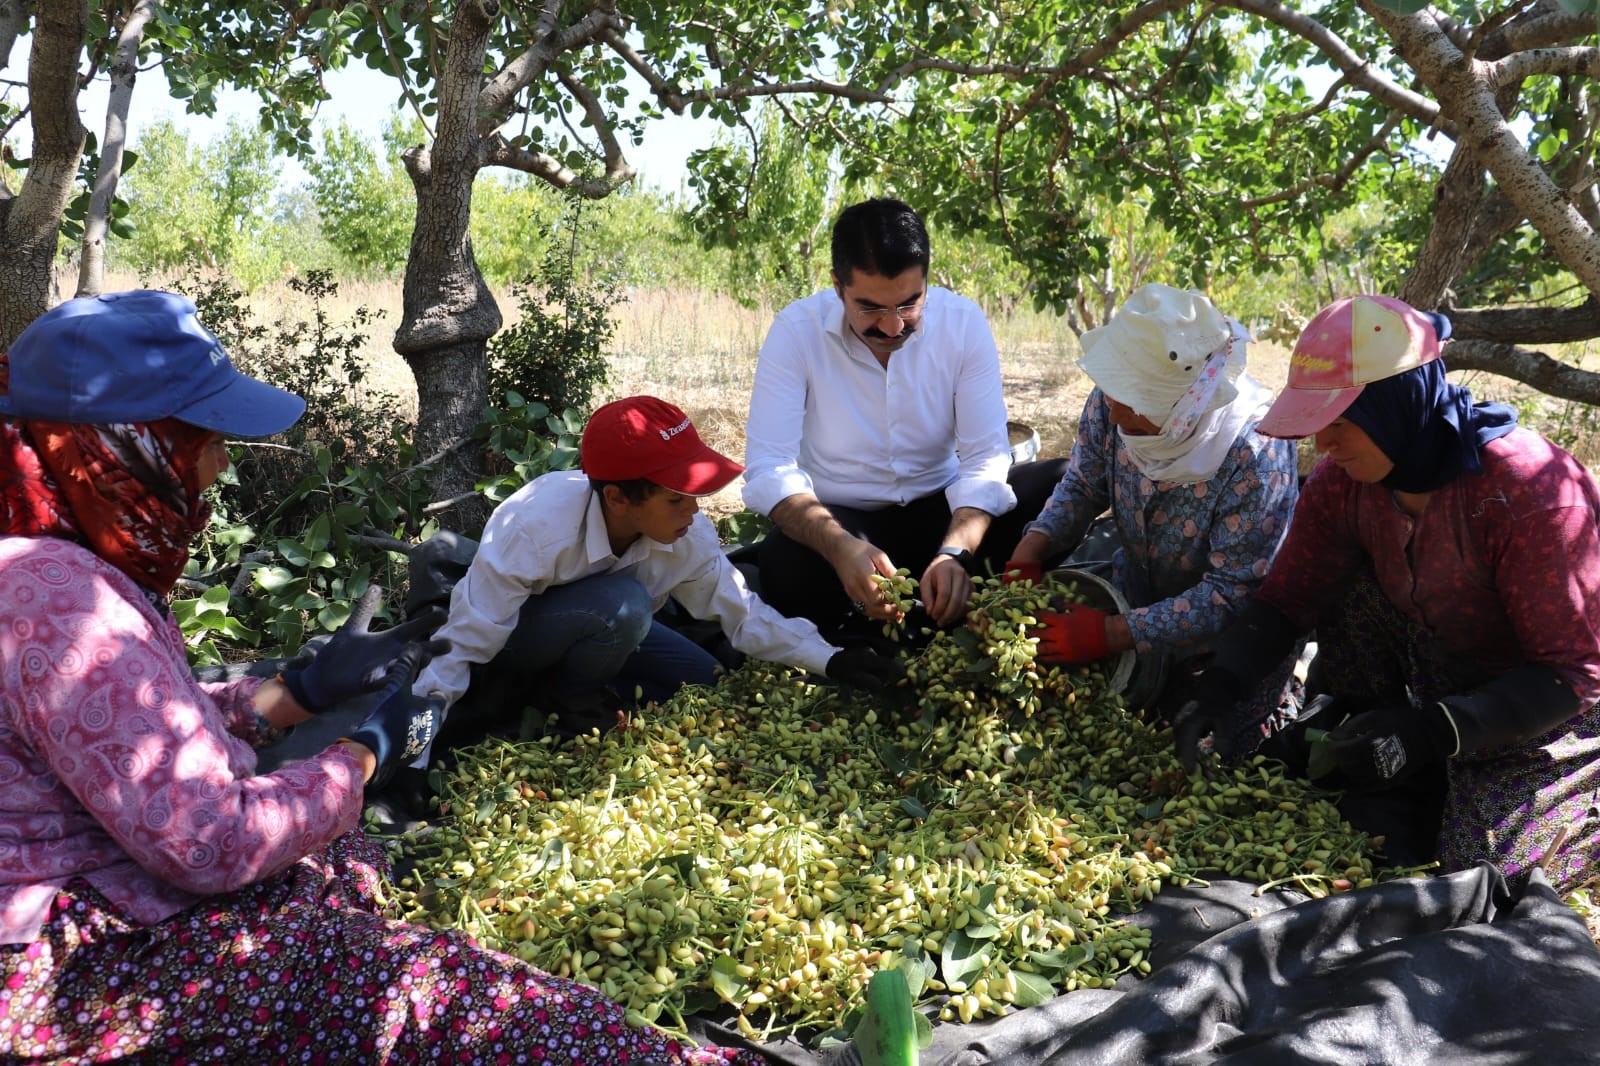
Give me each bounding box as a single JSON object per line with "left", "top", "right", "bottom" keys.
{"left": 0, "top": 536, "right": 365, "bottom": 944}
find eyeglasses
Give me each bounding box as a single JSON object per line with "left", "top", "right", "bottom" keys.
{"left": 845, "top": 289, "right": 926, "bottom": 324}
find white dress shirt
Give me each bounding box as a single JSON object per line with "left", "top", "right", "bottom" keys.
{"left": 742, "top": 286, "right": 1017, "bottom": 517}
{"left": 412, "top": 471, "right": 839, "bottom": 712}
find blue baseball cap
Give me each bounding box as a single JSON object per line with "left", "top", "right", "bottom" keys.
{"left": 0, "top": 290, "right": 306, "bottom": 436}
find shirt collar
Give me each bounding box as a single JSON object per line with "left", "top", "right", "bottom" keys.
{"left": 580, "top": 487, "right": 679, "bottom": 565}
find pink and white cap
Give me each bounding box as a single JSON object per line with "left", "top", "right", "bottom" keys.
{"left": 1256, "top": 295, "right": 1444, "bottom": 440}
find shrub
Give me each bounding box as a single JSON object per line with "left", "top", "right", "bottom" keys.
{"left": 486, "top": 196, "right": 621, "bottom": 418}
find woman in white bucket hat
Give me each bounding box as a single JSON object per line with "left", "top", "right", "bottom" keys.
{"left": 1003, "top": 283, "right": 1300, "bottom": 737}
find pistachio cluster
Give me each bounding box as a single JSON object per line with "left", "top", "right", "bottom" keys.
{"left": 387, "top": 577, "right": 1383, "bottom": 1044}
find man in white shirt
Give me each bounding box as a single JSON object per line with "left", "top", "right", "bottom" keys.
{"left": 743, "top": 198, "right": 1065, "bottom": 639}
{"left": 410, "top": 396, "right": 900, "bottom": 750}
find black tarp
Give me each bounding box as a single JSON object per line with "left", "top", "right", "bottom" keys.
{"left": 775, "top": 865, "right": 1600, "bottom": 1066}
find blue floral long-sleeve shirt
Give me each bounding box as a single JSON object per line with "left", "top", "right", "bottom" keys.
{"left": 1026, "top": 389, "right": 1299, "bottom": 654}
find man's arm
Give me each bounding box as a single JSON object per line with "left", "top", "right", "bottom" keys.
{"left": 770, "top": 492, "right": 900, "bottom": 621}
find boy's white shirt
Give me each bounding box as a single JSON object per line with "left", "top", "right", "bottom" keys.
{"left": 411, "top": 470, "right": 838, "bottom": 716}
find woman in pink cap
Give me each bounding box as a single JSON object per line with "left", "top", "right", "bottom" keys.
{"left": 0, "top": 293, "right": 765, "bottom": 1062}
{"left": 1173, "top": 294, "right": 1600, "bottom": 891}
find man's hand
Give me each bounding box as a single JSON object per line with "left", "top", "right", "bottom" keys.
{"left": 920, "top": 553, "right": 974, "bottom": 626}
{"left": 829, "top": 536, "right": 901, "bottom": 621}
{"left": 1032, "top": 604, "right": 1110, "bottom": 664}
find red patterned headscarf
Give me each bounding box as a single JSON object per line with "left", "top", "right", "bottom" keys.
{"left": 0, "top": 412, "right": 214, "bottom": 594}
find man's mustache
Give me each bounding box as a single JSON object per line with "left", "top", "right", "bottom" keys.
{"left": 863, "top": 321, "right": 918, "bottom": 341}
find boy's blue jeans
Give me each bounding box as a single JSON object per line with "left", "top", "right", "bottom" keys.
{"left": 494, "top": 572, "right": 719, "bottom": 705}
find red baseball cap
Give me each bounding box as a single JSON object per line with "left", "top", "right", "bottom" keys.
{"left": 580, "top": 396, "right": 743, "bottom": 496}
{"left": 1256, "top": 295, "right": 1445, "bottom": 439}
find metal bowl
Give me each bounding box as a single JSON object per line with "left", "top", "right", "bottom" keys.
{"left": 1007, "top": 420, "right": 1041, "bottom": 465}
{"left": 1046, "top": 565, "right": 1168, "bottom": 710}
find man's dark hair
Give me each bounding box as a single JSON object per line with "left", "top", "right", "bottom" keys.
{"left": 831, "top": 198, "right": 930, "bottom": 284}
{"left": 589, "top": 477, "right": 660, "bottom": 504}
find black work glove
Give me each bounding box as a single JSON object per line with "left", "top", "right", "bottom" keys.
{"left": 345, "top": 644, "right": 445, "bottom": 789}
{"left": 279, "top": 585, "right": 448, "bottom": 714}
{"left": 1171, "top": 667, "right": 1247, "bottom": 772}
{"left": 826, "top": 646, "right": 905, "bottom": 691}
{"left": 1323, "top": 702, "right": 1455, "bottom": 788}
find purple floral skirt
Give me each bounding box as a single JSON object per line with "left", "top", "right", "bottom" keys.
{"left": 0, "top": 831, "right": 765, "bottom": 1064}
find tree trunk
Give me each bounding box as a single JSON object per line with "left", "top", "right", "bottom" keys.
{"left": 1400, "top": 141, "right": 1484, "bottom": 310}
{"left": 393, "top": 0, "right": 503, "bottom": 532}
{"left": 78, "top": 0, "right": 153, "bottom": 299}
{"left": 0, "top": 0, "right": 88, "bottom": 345}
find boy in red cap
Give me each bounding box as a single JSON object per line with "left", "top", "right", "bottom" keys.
{"left": 410, "top": 395, "right": 900, "bottom": 746}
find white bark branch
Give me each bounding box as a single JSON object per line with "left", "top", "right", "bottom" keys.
{"left": 1491, "top": 45, "right": 1600, "bottom": 85}
{"left": 77, "top": 0, "right": 153, "bottom": 299}
{"left": 1374, "top": 5, "right": 1600, "bottom": 304}
{"left": 1230, "top": 0, "right": 1446, "bottom": 132}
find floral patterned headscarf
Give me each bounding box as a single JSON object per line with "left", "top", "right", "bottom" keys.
{"left": 0, "top": 403, "right": 214, "bottom": 594}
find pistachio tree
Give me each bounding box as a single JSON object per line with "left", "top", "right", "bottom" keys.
{"left": 11, "top": 0, "right": 1600, "bottom": 524}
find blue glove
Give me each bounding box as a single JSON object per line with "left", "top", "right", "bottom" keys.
{"left": 345, "top": 644, "right": 445, "bottom": 787}
{"left": 279, "top": 586, "right": 447, "bottom": 714}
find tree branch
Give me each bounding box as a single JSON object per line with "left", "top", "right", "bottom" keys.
{"left": 600, "top": 26, "right": 686, "bottom": 113}
{"left": 1373, "top": 3, "right": 1600, "bottom": 300}
{"left": 477, "top": 5, "right": 616, "bottom": 135}
{"left": 1490, "top": 45, "right": 1600, "bottom": 86}
{"left": 1230, "top": 0, "right": 1447, "bottom": 132}
{"left": 77, "top": 0, "right": 154, "bottom": 299}
{"left": 1445, "top": 337, "right": 1600, "bottom": 404}
{"left": 1486, "top": 7, "right": 1596, "bottom": 57}
{"left": 365, "top": 0, "right": 435, "bottom": 138}
{"left": 482, "top": 132, "right": 619, "bottom": 196}
{"left": 0, "top": 0, "right": 24, "bottom": 73}
{"left": 1236, "top": 113, "right": 1401, "bottom": 208}
{"left": 555, "top": 68, "right": 635, "bottom": 183}
{"left": 1447, "top": 297, "right": 1600, "bottom": 345}
{"left": 1462, "top": 0, "right": 1538, "bottom": 61}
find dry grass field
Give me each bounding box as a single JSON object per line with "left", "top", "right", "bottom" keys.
{"left": 104, "top": 270, "right": 1600, "bottom": 520}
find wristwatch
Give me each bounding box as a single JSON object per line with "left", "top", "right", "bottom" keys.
{"left": 935, "top": 546, "right": 976, "bottom": 573}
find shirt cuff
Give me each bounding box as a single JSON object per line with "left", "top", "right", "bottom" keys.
{"left": 946, "top": 475, "right": 1016, "bottom": 518}
{"left": 743, "top": 464, "right": 817, "bottom": 516}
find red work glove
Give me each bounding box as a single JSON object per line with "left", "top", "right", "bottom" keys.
{"left": 1002, "top": 559, "right": 1044, "bottom": 585}
{"left": 1033, "top": 604, "right": 1111, "bottom": 664}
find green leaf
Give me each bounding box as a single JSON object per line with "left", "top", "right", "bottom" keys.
{"left": 710, "top": 956, "right": 751, "bottom": 1004}
{"left": 1009, "top": 970, "right": 1057, "bottom": 1008}
{"left": 898, "top": 796, "right": 929, "bottom": 820}
{"left": 1306, "top": 736, "right": 1340, "bottom": 780}
{"left": 939, "top": 928, "right": 992, "bottom": 988}
{"left": 1029, "top": 944, "right": 1092, "bottom": 976}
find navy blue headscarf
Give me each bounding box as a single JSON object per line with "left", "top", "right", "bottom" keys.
{"left": 1343, "top": 322, "right": 1517, "bottom": 493}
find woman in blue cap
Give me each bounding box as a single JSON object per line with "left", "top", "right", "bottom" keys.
{"left": 1174, "top": 295, "right": 1600, "bottom": 890}
{"left": 0, "top": 292, "right": 762, "bottom": 1062}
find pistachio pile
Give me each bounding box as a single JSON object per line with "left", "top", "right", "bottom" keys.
{"left": 386, "top": 574, "right": 1382, "bottom": 1042}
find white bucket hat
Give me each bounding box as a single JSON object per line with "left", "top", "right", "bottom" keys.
{"left": 1078, "top": 284, "right": 1241, "bottom": 423}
